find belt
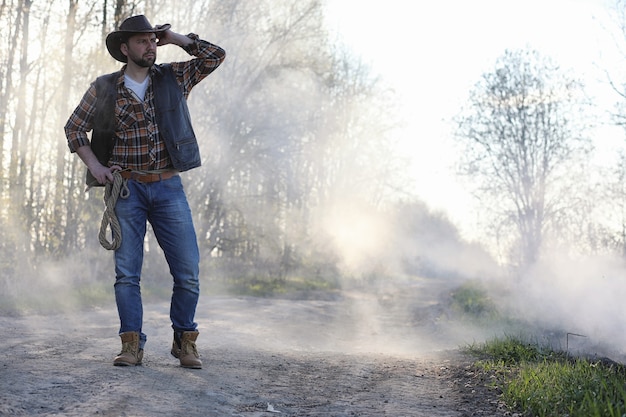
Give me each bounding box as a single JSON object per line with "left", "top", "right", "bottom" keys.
{"left": 119, "top": 170, "right": 178, "bottom": 183}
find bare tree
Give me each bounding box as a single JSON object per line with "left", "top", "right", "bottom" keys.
{"left": 602, "top": 0, "right": 626, "bottom": 257}
{"left": 184, "top": 0, "right": 404, "bottom": 277}
{"left": 0, "top": 0, "right": 406, "bottom": 288}
{"left": 456, "top": 49, "right": 592, "bottom": 268}
{"left": 0, "top": 0, "right": 17, "bottom": 183}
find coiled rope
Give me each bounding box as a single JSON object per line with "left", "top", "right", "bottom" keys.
{"left": 99, "top": 171, "right": 130, "bottom": 250}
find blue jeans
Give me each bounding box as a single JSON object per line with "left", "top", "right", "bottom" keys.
{"left": 113, "top": 175, "right": 200, "bottom": 350}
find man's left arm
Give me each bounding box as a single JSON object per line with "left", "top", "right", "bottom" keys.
{"left": 158, "top": 28, "right": 226, "bottom": 93}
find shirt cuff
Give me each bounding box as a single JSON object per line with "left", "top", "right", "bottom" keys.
{"left": 67, "top": 134, "right": 91, "bottom": 153}
{"left": 182, "top": 33, "right": 201, "bottom": 55}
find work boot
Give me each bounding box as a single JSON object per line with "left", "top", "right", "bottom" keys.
{"left": 113, "top": 331, "right": 143, "bottom": 366}
{"left": 171, "top": 331, "right": 202, "bottom": 369}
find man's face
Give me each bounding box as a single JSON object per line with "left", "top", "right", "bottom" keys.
{"left": 122, "top": 33, "right": 157, "bottom": 67}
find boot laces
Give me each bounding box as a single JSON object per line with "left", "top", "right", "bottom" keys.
{"left": 119, "top": 342, "right": 137, "bottom": 356}
{"left": 183, "top": 340, "right": 199, "bottom": 357}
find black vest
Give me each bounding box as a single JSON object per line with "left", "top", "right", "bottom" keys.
{"left": 87, "top": 64, "right": 201, "bottom": 186}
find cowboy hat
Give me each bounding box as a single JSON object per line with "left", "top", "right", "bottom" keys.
{"left": 105, "top": 15, "right": 171, "bottom": 63}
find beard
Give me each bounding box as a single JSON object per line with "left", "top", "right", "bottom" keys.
{"left": 130, "top": 53, "right": 155, "bottom": 68}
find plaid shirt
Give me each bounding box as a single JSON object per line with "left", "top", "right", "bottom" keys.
{"left": 65, "top": 36, "right": 225, "bottom": 171}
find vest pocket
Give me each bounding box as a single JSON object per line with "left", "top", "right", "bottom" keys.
{"left": 172, "top": 137, "right": 201, "bottom": 169}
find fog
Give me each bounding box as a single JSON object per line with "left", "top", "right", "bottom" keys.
{"left": 502, "top": 252, "right": 626, "bottom": 360}
{"left": 2, "top": 0, "right": 626, "bottom": 366}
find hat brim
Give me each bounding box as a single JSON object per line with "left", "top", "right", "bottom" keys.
{"left": 105, "top": 23, "right": 171, "bottom": 63}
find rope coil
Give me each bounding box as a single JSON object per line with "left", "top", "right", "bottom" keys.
{"left": 99, "top": 171, "right": 130, "bottom": 250}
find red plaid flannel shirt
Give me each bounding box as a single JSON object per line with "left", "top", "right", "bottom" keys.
{"left": 65, "top": 36, "right": 225, "bottom": 171}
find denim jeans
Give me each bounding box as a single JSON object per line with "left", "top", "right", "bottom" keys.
{"left": 113, "top": 175, "right": 200, "bottom": 350}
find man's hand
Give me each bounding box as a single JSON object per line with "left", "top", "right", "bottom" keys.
{"left": 76, "top": 145, "right": 121, "bottom": 184}
{"left": 89, "top": 164, "right": 122, "bottom": 185}
{"left": 156, "top": 27, "right": 193, "bottom": 48}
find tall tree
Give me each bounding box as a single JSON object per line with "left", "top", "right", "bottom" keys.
{"left": 185, "top": 0, "right": 403, "bottom": 272}
{"left": 0, "top": 0, "right": 405, "bottom": 286}
{"left": 8, "top": 0, "right": 32, "bottom": 245}
{"left": 1, "top": 0, "right": 21, "bottom": 187}
{"left": 456, "top": 49, "right": 592, "bottom": 268}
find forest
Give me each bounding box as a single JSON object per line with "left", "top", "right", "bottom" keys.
{"left": 0, "top": 0, "right": 453, "bottom": 302}
{"left": 2, "top": 0, "right": 626, "bottom": 308}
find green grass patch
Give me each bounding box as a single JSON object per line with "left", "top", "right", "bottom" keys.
{"left": 0, "top": 274, "right": 342, "bottom": 316}
{"left": 466, "top": 334, "right": 560, "bottom": 365}
{"left": 450, "top": 281, "right": 498, "bottom": 318}
{"left": 220, "top": 275, "right": 340, "bottom": 298}
{"left": 0, "top": 282, "right": 115, "bottom": 315}
{"left": 465, "top": 335, "right": 626, "bottom": 417}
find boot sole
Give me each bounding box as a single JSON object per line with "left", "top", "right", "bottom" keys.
{"left": 180, "top": 364, "right": 202, "bottom": 369}
{"left": 113, "top": 361, "right": 142, "bottom": 366}
{"left": 172, "top": 350, "right": 202, "bottom": 369}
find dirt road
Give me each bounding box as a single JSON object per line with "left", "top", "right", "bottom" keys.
{"left": 0, "top": 286, "right": 505, "bottom": 416}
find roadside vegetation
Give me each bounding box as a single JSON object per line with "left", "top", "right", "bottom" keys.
{"left": 450, "top": 280, "right": 499, "bottom": 319}
{"left": 462, "top": 320, "right": 626, "bottom": 416}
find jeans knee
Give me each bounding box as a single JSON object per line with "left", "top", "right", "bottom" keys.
{"left": 174, "top": 275, "right": 199, "bottom": 293}
{"left": 115, "top": 275, "right": 140, "bottom": 289}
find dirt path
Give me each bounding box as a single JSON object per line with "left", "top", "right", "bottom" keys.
{"left": 0, "top": 288, "right": 506, "bottom": 416}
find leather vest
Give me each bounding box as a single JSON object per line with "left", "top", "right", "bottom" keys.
{"left": 87, "top": 64, "right": 201, "bottom": 186}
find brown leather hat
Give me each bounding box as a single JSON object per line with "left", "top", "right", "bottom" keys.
{"left": 105, "top": 15, "right": 170, "bottom": 63}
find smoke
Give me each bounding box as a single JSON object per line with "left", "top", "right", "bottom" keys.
{"left": 310, "top": 189, "right": 626, "bottom": 360}
{"left": 496, "top": 251, "right": 626, "bottom": 359}
{"left": 315, "top": 198, "right": 501, "bottom": 282}
{"left": 6, "top": 1, "right": 626, "bottom": 365}
{"left": 315, "top": 199, "right": 396, "bottom": 277}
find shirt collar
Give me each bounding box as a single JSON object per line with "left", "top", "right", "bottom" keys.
{"left": 115, "top": 65, "right": 155, "bottom": 88}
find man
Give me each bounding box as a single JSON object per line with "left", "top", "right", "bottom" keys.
{"left": 64, "top": 15, "right": 225, "bottom": 368}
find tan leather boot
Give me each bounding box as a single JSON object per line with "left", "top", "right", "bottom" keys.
{"left": 171, "top": 331, "right": 202, "bottom": 369}
{"left": 113, "top": 331, "right": 143, "bottom": 366}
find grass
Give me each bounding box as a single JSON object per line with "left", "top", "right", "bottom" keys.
{"left": 221, "top": 275, "right": 340, "bottom": 298}
{"left": 465, "top": 335, "right": 626, "bottom": 417}
{"left": 0, "top": 282, "right": 114, "bottom": 315}
{"left": 450, "top": 280, "right": 499, "bottom": 319}
{"left": 0, "top": 272, "right": 342, "bottom": 316}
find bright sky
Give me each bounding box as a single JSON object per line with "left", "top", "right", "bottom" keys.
{"left": 325, "top": 0, "right": 625, "bottom": 239}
